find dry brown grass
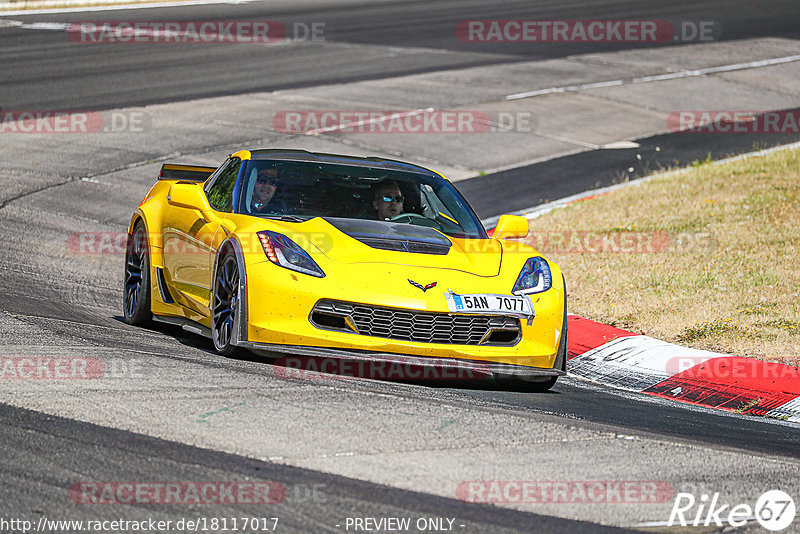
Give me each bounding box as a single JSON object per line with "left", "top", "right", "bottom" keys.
{"left": 518, "top": 147, "right": 800, "bottom": 366}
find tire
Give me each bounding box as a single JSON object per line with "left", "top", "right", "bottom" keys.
{"left": 526, "top": 276, "right": 568, "bottom": 392}
{"left": 123, "top": 220, "right": 152, "bottom": 325}
{"left": 212, "top": 251, "right": 242, "bottom": 356}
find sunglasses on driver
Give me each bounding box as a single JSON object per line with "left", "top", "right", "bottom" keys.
{"left": 257, "top": 175, "right": 278, "bottom": 186}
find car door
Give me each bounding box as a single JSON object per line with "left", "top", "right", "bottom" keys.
{"left": 162, "top": 157, "right": 241, "bottom": 316}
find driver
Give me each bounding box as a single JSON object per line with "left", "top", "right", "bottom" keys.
{"left": 251, "top": 165, "right": 285, "bottom": 214}
{"left": 373, "top": 179, "right": 405, "bottom": 220}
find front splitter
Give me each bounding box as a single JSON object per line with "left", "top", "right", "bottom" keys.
{"left": 238, "top": 341, "right": 564, "bottom": 382}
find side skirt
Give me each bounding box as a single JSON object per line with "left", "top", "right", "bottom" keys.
{"left": 152, "top": 314, "right": 212, "bottom": 339}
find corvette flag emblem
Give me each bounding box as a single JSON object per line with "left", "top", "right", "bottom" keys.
{"left": 408, "top": 279, "right": 437, "bottom": 292}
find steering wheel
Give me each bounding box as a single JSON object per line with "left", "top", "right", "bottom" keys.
{"left": 389, "top": 213, "right": 441, "bottom": 229}
{"left": 389, "top": 213, "right": 427, "bottom": 223}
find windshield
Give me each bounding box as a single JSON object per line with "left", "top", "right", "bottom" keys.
{"left": 237, "top": 159, "right": 487, "bottom": 239}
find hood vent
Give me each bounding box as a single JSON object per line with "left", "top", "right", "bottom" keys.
{"left": 358, "top": 238, "right": 450, "bottom": 255}
{"left": 324, "top": 217, "right": 452, "bottom": 255}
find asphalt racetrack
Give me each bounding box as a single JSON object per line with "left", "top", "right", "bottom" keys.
{"left": 1, "top": 1, "right": 800, "bottom": 532}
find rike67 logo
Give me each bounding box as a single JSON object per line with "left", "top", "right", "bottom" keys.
{"left": 669, "top": 490, "right": 796, "bottom": 531}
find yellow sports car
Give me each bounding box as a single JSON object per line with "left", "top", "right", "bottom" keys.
{"left": 125, "top": 149, "right": 567, "bottom": 389}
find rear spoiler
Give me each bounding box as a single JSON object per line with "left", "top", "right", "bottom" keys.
{"left": 158, "top": 164, "right": 216, "bottom": 182}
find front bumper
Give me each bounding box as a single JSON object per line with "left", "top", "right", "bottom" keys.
{"left": 242, "top": 257, "right": 566, "bottom": 369}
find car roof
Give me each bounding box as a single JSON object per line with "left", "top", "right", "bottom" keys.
{"left": 248, "top": 149, "right": 437, "bottom": 176}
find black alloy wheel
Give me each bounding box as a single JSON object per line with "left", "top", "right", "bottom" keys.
{"left": 212, "top": 253, "right": 240, "bottom": 355}
{"left": 123, "top": 221, "right": 151, "bottom": 325}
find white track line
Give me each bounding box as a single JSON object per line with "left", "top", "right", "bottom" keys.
{"left": 506, "top": 54, "right": 800, "bottom": 100}
{"left": 481, "top": 140, "right": 800, "bottom": 228}
{"left": 507, "top": 79, "right": 625, "bottom": 99}
{"left": 0, "top": 0, "right": 255, "bottom": 16}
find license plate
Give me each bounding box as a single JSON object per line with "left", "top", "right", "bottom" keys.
{"left": 444, "top": 291, "right": 533, "bottom": 318}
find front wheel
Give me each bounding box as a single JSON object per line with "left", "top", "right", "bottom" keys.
{"left": 212, "top": 252, "right": 241, "bottom": 355}
{"left": 123, "top": 221, "right": 152, "bottom": 325}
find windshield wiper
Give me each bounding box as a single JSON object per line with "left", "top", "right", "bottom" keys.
{"left": 257, "top": 214, "right": 309, "bottom": 223}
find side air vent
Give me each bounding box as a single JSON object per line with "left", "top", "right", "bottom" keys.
{"left": 155, "top": 267, "right": 174, "bottom": 303}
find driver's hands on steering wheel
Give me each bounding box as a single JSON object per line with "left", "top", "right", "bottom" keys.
{"left": 389, "top": 213, "right": 424, "bottom": 222}
{"left": 389, "top": 213, "right": 441, "bottom": 229}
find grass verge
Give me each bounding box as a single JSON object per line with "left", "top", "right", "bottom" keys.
{"left": 518, "top": 145, "right": 800, "bottom": 366}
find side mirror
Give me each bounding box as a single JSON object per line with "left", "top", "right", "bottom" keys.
{"left": 167, "top": 182, "right": 217, "bottom": 222}
{"left": 168, "top": 182, "right": 212, "bottom": 210}
{"left": 493, "top": 214, "right": 529, "bottom": 240}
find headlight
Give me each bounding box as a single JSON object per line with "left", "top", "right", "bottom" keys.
{"left": 512, "top": 257, "right": 552, "bottom": 295}
{"left": 257, "top": 231, "right": 325, "bottom": 278}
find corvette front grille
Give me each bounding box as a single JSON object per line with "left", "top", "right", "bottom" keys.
{"left": 310, "top": 300, "right": 521, "bottom": 346}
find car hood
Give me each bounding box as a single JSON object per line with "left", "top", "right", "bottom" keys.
{"left": 280, "top": 217, "right": 502, "bottom": 277}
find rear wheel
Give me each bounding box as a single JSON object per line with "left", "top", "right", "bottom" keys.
{"left": 212, "top": 252, "right": 241, "bottom": 355}
{"left": 123, "top": 221, "right": 152, "bottom": 325}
